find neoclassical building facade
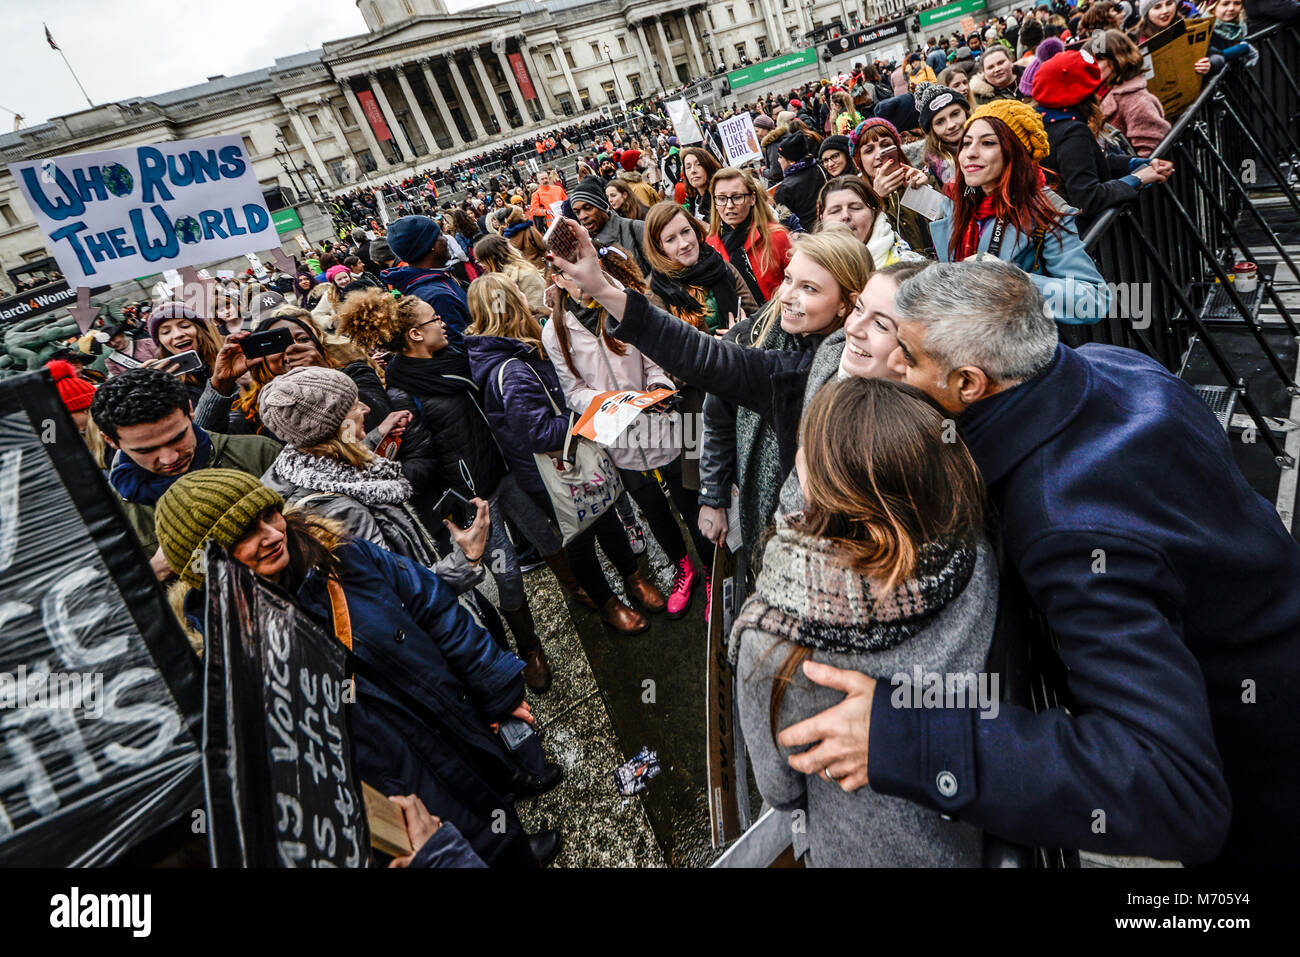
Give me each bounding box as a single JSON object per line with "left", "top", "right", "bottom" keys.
{"left": 0, "top": 0, "right": 907, "bottom": 290}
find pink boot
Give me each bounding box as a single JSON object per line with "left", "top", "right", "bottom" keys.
{"left": 666, "top": 555, "right": 700, "bottom": 619}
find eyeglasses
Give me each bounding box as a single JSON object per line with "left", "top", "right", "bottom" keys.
{"left": 713, "top": 193, "right": 753, "bottom": 206}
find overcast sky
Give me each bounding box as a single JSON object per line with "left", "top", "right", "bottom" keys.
{"left": 3, "top": 0, "right": 504, "bottom": 129}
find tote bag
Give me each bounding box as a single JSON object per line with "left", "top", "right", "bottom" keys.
{"left": 498, "top": 358, "right": 623, "bottom": 545}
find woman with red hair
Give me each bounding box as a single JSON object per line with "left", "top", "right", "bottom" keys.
{"left": 928, "top": 100, "right": 1111, "bottom": 324}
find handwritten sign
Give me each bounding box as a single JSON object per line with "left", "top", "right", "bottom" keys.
{"left": 10, "top": 135, "right": 271, "bottom": 288}
{"left": 0, "top": 370, "right": 202, "bottom": 866}
{"left": 203, "top": 550, "right": 370, "bottom": 867}
{"left": 718, "top": 114, "right": 764, "bottom": 168}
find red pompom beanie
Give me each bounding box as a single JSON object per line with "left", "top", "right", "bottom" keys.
{"left": 620, "top": 149, "right": 642, "bottom": 172}
{"left": 1031, "top": 48, "right": 1103, "bottom": 109}
{"left": 47, "top": 359, "right": 95, "bottom": 413}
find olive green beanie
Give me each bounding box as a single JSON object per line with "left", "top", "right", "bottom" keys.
{"left": 155, "top": 468, "right": 284, "bottom": 587}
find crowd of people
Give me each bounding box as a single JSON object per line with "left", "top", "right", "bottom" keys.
{"left": 34, "top": 0, "right": 1300, "bottom": 869}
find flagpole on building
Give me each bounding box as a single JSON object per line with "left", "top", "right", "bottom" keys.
{"left": 44, "top": 23, "right": 94, "bottom": 109}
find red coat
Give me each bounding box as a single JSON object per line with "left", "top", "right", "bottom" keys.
{"left": 706, "top": 223, "right": 793, "bottom": 302}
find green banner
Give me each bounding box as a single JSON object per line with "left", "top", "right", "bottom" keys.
{"left": 727, "top": 48, "right": 818, "bottom": 91}
{"left": 272, "top": 207, "right": 303, "bottom": 234}
{"left": 919, "top": 0, "right": 987, "bottom": 28}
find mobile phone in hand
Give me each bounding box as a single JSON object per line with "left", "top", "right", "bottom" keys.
{"left": 878, "top": 144, "right": 902, "bottom": 170}
{"left": 433, "top": 488, "right": 476, "bottom": 530}
{"left": 498, "top": 717, "right": 536, "bottom": 752}
{"left": 239, "top": 327, "right": 294, "bottom": 359}
{"left": 544, "top": 217, "right": 580, "bottom": 262}
{"left": 164, "top": 350, "right": 204, "bottom": 375}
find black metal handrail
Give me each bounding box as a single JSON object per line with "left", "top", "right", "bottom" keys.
{"left": 1074, "top": 22, "right": 1299, "bottom": 469}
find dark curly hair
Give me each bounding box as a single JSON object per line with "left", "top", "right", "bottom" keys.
{"left": 90, "top": 367, "right": 191, "bottom": 442}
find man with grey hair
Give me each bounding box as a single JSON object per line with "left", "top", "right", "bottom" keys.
{"left": 779, "top": 258, "right": 1300, "bottom": 867}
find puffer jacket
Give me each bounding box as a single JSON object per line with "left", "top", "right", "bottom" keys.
{"left": 615, "top": 169, "right": 661, "bottom": 209}
{"left": 466, "top": 335, "right": 574, "bottom": 497}
{"left": 384, "top": 352, "right": 508, "bottom": 503}
{"left": 541, "top": 306, "right": 679, "bottom": 472}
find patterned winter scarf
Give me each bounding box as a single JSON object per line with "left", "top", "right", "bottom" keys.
{"left": 270, "top": 446, "right": 412, "bottom": 506}
{"left": 729, "top": 514, "right": 977, "bottom": 664}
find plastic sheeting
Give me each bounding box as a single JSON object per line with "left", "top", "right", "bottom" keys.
{"left": 203, "top": 548, "right": 371, "bottom": 867}
{"left": 0, "top": 369, "right": 202, "bottom": 866}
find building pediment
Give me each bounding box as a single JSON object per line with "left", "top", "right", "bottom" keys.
{"left": 324, "top": 14, "right": 521, "bottom": 64}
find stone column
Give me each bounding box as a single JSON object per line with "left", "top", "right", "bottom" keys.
{"left": 654, "top": 16, "right": 674, "bottom": 80}
{"left": 631, "top": 21, "right": 656, "bottom": 92}
{"left": 684, "top": 11, "right": 708, "bottom": 77}
{"left": 340, "top": 79, "right": 387, "bottom": 170}
{"left": 554, "top": 43, "right": 583, "bottom": 108}
{"left": 286, "top": 108, "right": 330, "bottom": 183}
{"left": 496, "top": 46, "right": 531, "bottom": 126}
{"left": 471, "top": 48, "right": 506, "bottom": 133}
{"left": 394, "top": 65, "right": 436, "bottom": 157}
{"left": 449, "top": 55, "right": 490, "bottom": 140}
{"left": 368, "top": 71, "right": 415, "bottom": 162}
{"left": 761, "top": 0, "right": 784, "bottom": 53}
{"left": 520, "top": 46, "right": 558, "bottom": 119}
{"left": 315, "top": 95, "right": 354, "bottom": 166}
{"left": 420, "top": 58, "right": 465, "bottom": 148}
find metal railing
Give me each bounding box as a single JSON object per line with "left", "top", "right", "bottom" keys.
{"left": 1078, "top": 22, "right": 1300, "bottom": 469}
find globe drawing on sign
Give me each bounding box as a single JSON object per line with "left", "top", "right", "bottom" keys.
{"left": 174, "top": 216, "right": 202, "bottom": 244}
{"left": 102, "top": 163, "right": 133, "bottom": 197}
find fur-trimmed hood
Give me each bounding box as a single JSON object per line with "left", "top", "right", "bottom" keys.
{"left": 969, "top": 74, "right": 997, "bottom": 100}
{"left": 761, "top": 124, "right": 789, "bottom": 149}
{"left": 616, "top": 169, "right": 645, "bottom": 184}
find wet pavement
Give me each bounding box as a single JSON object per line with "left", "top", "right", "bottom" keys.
{"left": 506, "top": 503, "right": 725, "bottom": 867}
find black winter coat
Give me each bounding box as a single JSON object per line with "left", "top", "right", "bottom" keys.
{"left": 384, "top": 353, "right": 508, "bottom": 506}
{"left": 774, "top": 162, "right": 828, "bottom": 233}
{"left": 1038, "top": 115, "right": 1140, "bottom": 236}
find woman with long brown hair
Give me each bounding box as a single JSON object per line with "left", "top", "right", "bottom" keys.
{"left": 499, "top": 205, "right": 549, "bottom": 272}
{"left": 644, "top": 201, "right": 758, "bottom": 334}
{"left": 144, "top": 302, "right": 225, "bottom": 405}
{"left": 464, "top": 273, "right": 665, "bottom": 635}
{"left": 705, "top": 167, "right": 794, "bottom": 305}
{"left": 679, "top": 146, "right": 721, "bottom": 223}
{"left": 473, "top": 234, "right": 547, "bottom": 318}
{"left": 734, "top": 376, "right": 996, "bottom": 867}
{"left": 605, "top": 179, "right": 648, "bottom": 221}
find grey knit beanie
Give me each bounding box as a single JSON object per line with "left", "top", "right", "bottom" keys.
{"left": 258, "top": 367, "right": 359, "bottom": 447}
{"left": 1138, "top": 0, "right": 1161, "bottom": 17}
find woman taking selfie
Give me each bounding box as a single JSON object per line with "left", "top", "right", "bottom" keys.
{"left": 544, "top": 246, "right": 711, "bottom": 617}
{"left": 549, "top": 220, "right": 872, "bottom": 567}
{"left": 465, "top": 273, "right": 666, "bottom": 635}
{"left": 155, "top": 469, "right": 562, "bottom": 868}
{"left": 734, "top": 376, "right": 996, "bottom": 866}
{"left": 704, "top": 167, "right": 794, "bottom": 305}
{"left": 930, "top": 100, "right": 1111, "bottom": 323}
{"left": 145, "top": 302, "right": 225, "bottom": 405}
{"left": 849, "top": 118, "right": 936, "bottom": 258}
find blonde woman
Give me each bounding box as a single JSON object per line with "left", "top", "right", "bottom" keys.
{"left": 473, "top": 234, "right": 548, "bottom": 318}
{"left": 548, "top": 218, "right": 873, "bottom": 567}
{"left": 464, "top": 273, "right": 665, "bottom": 635}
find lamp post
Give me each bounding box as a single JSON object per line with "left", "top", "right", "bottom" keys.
{"left": 602, "top": 42, "right": 627, "bottom": 112}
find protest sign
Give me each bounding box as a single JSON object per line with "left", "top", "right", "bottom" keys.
{"left": 0, "top": 370, "right": 202, "bottom": 866}
{"left": 1141, "top": 17, "right": 1213, "bottom": 119}
{"left": 666, "top": 100, "right": 704, "bottom": 145}
{"left": 717, "top": 114, "right": 763, "bottom": 167}
{"left": 571, "top": 388, "right": 677, "bottom": 447}
{"left": 10, "top": 135, "right": 272, "bottom": 290}
{"left": 203, "top": 549, "right": 371, "bottom": 868}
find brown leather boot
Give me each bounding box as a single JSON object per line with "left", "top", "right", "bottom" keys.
{"left": 543, "top": 551, "right": 597, "bottom": 609}
{"left": 624, "top": 570, "right": 667, "bottom": 614}
{"left": 600, "top": 596, "right": 649, "bottom": 635}
{"left": 502, "top": 604, "right": 552, "bottom": 693}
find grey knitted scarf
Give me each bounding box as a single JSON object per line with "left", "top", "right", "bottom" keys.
{"left": 270, "top": 447, "right": 412, "bottom": 506}
{"left": 728, "top": 514, "right": 977, "bottom": 664}
{"left": 735, "top": 318, "right": 804, "bottom": 561}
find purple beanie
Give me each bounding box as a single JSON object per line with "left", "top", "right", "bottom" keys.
{"left": 1021, "top": 37, "right": 1065, "bottom": 97}
{"left": 147, "top": 302, "right": 206, "bottom": 343}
